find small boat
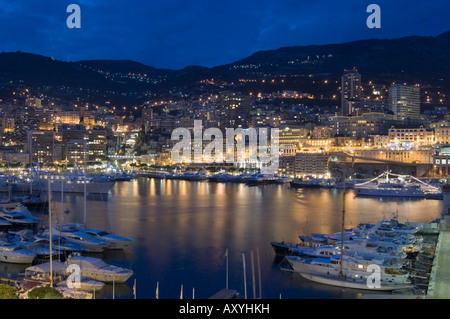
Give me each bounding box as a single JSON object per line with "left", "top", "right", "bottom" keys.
{"left": 66, "top": 254, "right": 133, "bottom": 284}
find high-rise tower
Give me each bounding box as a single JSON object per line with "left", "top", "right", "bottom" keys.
{"left": 341, "top": 68, "right": 361, "bottom": 116}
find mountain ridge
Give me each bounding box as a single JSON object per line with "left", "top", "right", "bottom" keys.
{"left": 0, "top": 31, "right": 448, "bottom": 106}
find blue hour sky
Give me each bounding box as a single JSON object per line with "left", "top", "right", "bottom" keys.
{"left": 0, "top": 0, "right": 448, "bottom": 69}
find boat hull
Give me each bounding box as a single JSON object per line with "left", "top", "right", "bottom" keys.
{"left": 355, "top": 188, "right": 429, "bottom": 198}
{"left": 299, "top": 273, "right": 412, "bottom": 291}
{"left": 0, "top": 253, "right": 35, "bottom": 264}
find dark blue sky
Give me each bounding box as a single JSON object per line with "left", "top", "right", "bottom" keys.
{"left": 0, "top": 0, "right": 449, "bottom": 69}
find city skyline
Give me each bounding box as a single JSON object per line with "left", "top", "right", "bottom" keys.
{"left": 0, "top": 0, "right": 448, "bottom": 69}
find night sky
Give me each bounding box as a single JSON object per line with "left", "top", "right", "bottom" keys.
{"left": 0, "top": 0, "right": 449, "bottom": 69}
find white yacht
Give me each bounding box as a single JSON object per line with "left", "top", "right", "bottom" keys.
{"left": 9, "top": 231, "right": 61, "bottom": 260}
{"left": 50, "top": 225, "right": 110, "bottom": 252}
{"left": 66, "top": 255, "right": 133, "bottom": 284}
{"left": 0, "top": 241, "right": 36, "bottom": 264}
{"left": 33, "top": 234, "right": 87, "bottom": 253}
{"left": 51, "top": 223, "right": 132, "bottom": 250}
{"left": 78, "top": 228, "right": 134, "bottom": 250}
{"left": 286, "top": 254, "right": 412, "bottom": 291}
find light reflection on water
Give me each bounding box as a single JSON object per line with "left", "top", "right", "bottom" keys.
{"left": 25, "top": 178, "right": 443, "bottom": 299}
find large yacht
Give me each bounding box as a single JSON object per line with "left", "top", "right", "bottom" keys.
{"left": 354, "top": 171, "right": 442, "bottom": 199}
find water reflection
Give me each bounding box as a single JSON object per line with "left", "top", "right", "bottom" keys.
{"left": 38, "top": 178, "right": 442, "bottom": 299}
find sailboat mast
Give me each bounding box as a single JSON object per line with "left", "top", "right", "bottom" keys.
{"left": 48, "top": 178, "right": 53, "bottom": 287}
{"left": 339, "top": 170, "right": 346, "bottom": 280}
{"left": 84, "top": 139, "right": 87, "bottom": 225}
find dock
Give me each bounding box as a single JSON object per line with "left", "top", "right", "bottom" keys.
{"left": 426, "top": 184, "right": 450, "bottom": 298}
{"left": 426, "top": 216, "right": 450, "bottom": 298}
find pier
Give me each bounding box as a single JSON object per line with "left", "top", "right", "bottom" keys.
{"left": 426, "top": 218, "right": 450, "bottom": 298}
{"left": 413, "top": 184, "right": 450, "bottom": 299}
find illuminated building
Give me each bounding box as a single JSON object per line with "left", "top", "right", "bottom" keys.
{"left": 433, "top": 145, "right": 450, "bottom": 176}
{"left": 27, "top": 130, "right": 59, "bottom": 164}
{"left": 294, "top": 152, "right": 329, "bottom": 177}
{"left": 341, "top": 68, "right": 361, "bottom": 116}
{"left": 389, "top": 84, "right": 421, "bottom": 120}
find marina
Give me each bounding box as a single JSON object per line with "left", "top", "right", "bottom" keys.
{"left": 0, "top": 173, "right": 448, "bottom": 299}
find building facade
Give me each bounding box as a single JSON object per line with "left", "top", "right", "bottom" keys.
{"left": 389, "top": 84, "right": 421, "bottom": 120}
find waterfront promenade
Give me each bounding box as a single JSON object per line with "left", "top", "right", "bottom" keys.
{"left": 427, "top": 219, "right": 450, "bottom": 298}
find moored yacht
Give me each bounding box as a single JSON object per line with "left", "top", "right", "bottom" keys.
{"left": 354, "top": 171, "right": 442, "bottom": 199}
{"left": 286, "top": 254, "right": 412, "bottom": 291}
{"left": 79, "top": 228, "right": 134, "bottom": 250}
{"left": 50, "top": 225, "right": 110, "bottom": 252}
{"left": 51, "top": 223, "right": 133, "bottom": 250}
{"left": 0, "top": 241, "right": 36, "bottom": 264}
{"left": 66, "top": 254, "right": 133, "bottom": 283}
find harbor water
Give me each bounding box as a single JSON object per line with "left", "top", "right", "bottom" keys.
{"left": 1, "top": 177, "right": 443, "bottom": 299}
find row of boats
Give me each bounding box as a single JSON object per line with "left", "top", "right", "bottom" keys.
{"left": 271, "top": 216, "right": 427, "bottom": 291}
{"left": 0, "top": 168, "right": 140, "bottom": 196}
{"left": 146, "top": 170, "right": 444, "bottom": 199}
{"left": 0, "top": 201, "right": 135, "bottom": 297}
{"left": 148, "top": 170, "right": 293, "bottom": 185}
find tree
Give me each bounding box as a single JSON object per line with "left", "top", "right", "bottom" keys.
{"left": 0, "top": 284, "right": 18, "bottom": 299}
{"left": 27, "top": 286, "right": 64, "bottom": 299}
